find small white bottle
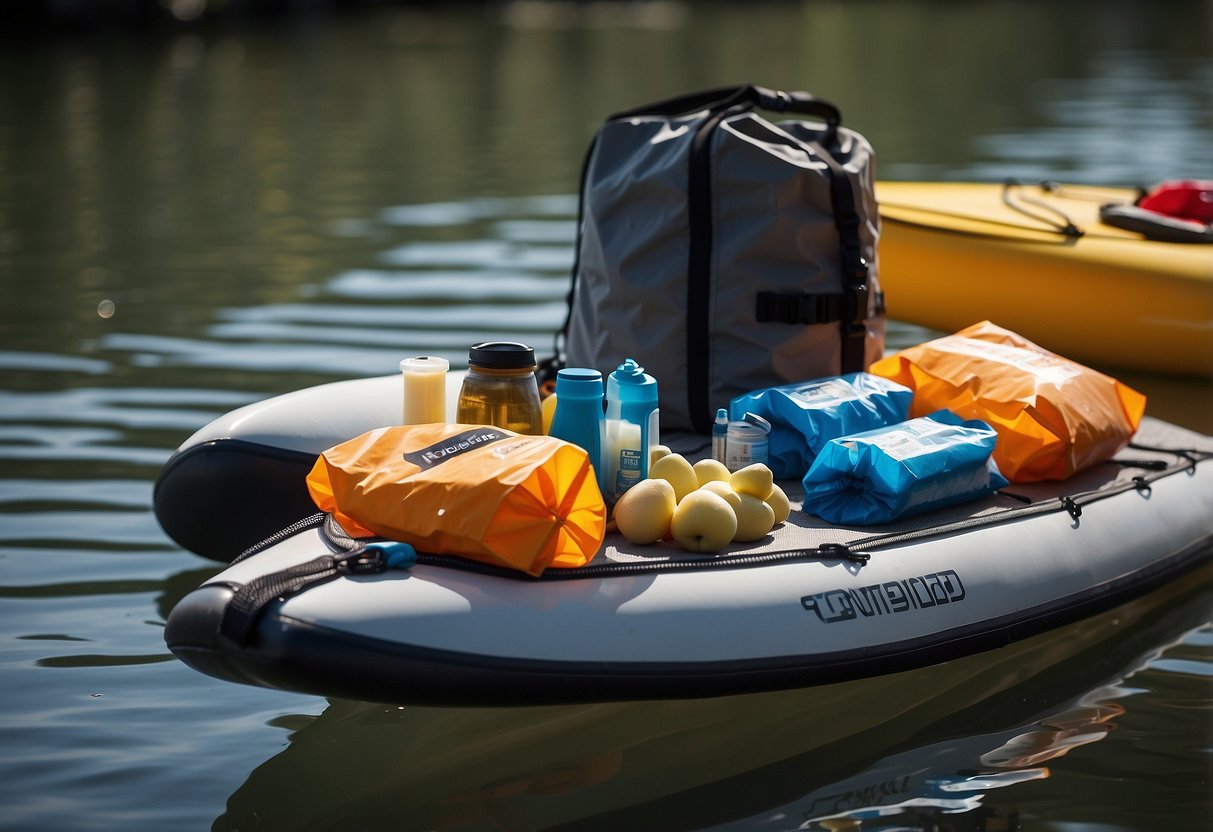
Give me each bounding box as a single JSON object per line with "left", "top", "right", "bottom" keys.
{"left": 400, "top": 356, "right": 449, "bottom": 425}
{"left": 712, "top": 408, "right": 729, "bottom": 463}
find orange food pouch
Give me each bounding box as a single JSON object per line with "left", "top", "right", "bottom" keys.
{"left": 869, "top": 321, "right": 1146, "bottom": 482}
{"left": 306, "top": 424, "right": 606, "bottom": 576}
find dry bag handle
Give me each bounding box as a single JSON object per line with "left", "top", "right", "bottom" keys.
{"left": 608, "top": 84, "right": 841, "bottom": 133}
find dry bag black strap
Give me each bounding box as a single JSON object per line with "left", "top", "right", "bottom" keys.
{"left": 685, "top": 103, "right": 737, "bottom": 433}
{"left": 750, "top": 138, "right": 871, "bottom": 377}
{"left": 811, "top": 138, "right": 872, "bottom": 374}
{"left": 219, "top": 542, "right": 416, "bottom": 647}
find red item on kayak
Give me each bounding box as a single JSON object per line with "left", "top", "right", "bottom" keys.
{"left": 1138, "top": 180, "right": 1213, "bottom": 223}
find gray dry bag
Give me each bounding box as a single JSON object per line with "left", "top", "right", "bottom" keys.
{"left": 564, "top": 85, "right": 885, "bottom": 433}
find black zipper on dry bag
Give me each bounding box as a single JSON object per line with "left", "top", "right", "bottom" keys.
{"left": 219, "top": 541, "right": 416, "bottom": 647}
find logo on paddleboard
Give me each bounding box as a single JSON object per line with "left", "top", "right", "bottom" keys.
{"left": 800, "top": 570, "right": 966, "bottom": 623}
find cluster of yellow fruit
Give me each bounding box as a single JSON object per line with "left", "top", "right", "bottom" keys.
{"left": 612, "top": 448, "right": 790, "bottom": 553}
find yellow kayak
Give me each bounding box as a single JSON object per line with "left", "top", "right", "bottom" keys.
{"left": 876, "top": 181, "right": 1213, "bottom": 377}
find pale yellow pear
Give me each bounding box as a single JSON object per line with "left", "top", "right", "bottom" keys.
{"left": 730, "top": 462, "right": 774, "bottom": 499}
{"left": 670, "top": 489, "right": 737, "bottom": 553}
{"left": 692, "top": 457, "right": 731, "bottom": 488}
{"left": 699, "top": 480, "right": 742, "bottom": 511}
{"left": 764, "top": 483, "right": 791, "bottom": 525}
{"left": 541, "top": 393, "right": 559, "bottom": 434}
{"left": 648, "top": 452, "right": 699, "bottom": 502}
{"left": 612, "top": 478, "right": 677, "bottom": 544}
{"left": 732, "top": 493, "right": 776, "bottom": 542}
{"left": 649, "top": 444, "right": 672, "bottom": 466}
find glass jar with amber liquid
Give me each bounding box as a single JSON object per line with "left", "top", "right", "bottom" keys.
{"left": 455, "top": 341, "right": 543, "bottom": 435}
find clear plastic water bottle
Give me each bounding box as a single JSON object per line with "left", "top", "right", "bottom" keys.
{"left": 603, "top": 358, "right": 659, "bottom": 502}
{"left": 548, "top": 368, "right": 605, "bottom": 494}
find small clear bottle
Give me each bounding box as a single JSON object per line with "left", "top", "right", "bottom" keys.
{"left": 725, "top": 412, "right": 772, "bottom": 472}
{"left": 455, "top": 342, "right": 543, "bottom": 435}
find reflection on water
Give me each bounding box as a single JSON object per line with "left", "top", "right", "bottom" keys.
{"left": 0, "top": 2, "right": 1211, "bottom": 829}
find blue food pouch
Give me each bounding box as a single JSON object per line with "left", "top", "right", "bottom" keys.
{"left": 801, "top": 410, "right": 1009, "bottom": 525}
{"left": 729, "top": 373, "right": 913, "bottom": 479}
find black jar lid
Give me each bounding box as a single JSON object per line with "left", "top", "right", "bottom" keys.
{"left": 467, "top": 341, "right": 536, "bottom": 369}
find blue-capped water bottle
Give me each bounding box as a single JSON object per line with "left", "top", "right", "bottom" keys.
{"left": 603, "top": 358, "right": 659, "bottom": 503}
{"left": 548, "top": 368, "right": 606, "bottom": 495}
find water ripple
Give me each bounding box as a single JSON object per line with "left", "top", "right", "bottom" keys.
{"left": 378, "top": 239, "right": 573, "bottom": 271}
{"left": 326, "top": 269, "right": 567, "bottom": 301}
{"left": 0, "top": 391, "right": 241, "bottom": 431}
{"left": 98, "top": 337, "right": 461, "bottom": 376}
{"left": 494, "top": 219, "right": 576, "bottom": 243}
{"left": 0, "top": 352, "right": 112, "bottom": 375}
{"left": 0, "top": 509, "right": 166, "bottom": 547}
{"left": 378, "top": 194, "right": 576, "bottom": 227}
{"left": 216, "top": 301, "right": 567, "bottom": 328}
{"left": 36, "top": 653, "right": 176, "bottom": 668}
{"left": 206, "top": 322, "right": 538, "bottom": 350}
{"left": 0, "top": 480, "right": 152, "bottom": 509}
{"left": 1148, "top": 658, "right": 1213, "bottom": 678}
{"left": 0, "top": 440, "right": 168, "bottom": 468}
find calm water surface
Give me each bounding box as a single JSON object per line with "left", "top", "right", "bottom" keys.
{"left": 1, "top": 2, "right": 1211, "bottom": 830}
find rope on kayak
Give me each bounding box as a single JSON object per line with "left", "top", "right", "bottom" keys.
{"left": 1039, "top": 180, "right": 1146, "bottom": 203}
{"left": 1129, "top": 441, "right": 1210, "bottom": 474}
{"left": 1002, "top": 179, "right": 1085, "bottom": 238}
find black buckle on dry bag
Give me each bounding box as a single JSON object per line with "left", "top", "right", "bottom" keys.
{"left": 755, "top": 283, "right": 879, "bottom": 325}
{"left": 756, "top": 292, "right": 844, "bottom": 325}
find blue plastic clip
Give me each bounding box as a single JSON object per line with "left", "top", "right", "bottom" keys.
{"left": 364, "top": 541, "right": 418, "bottom": 569}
